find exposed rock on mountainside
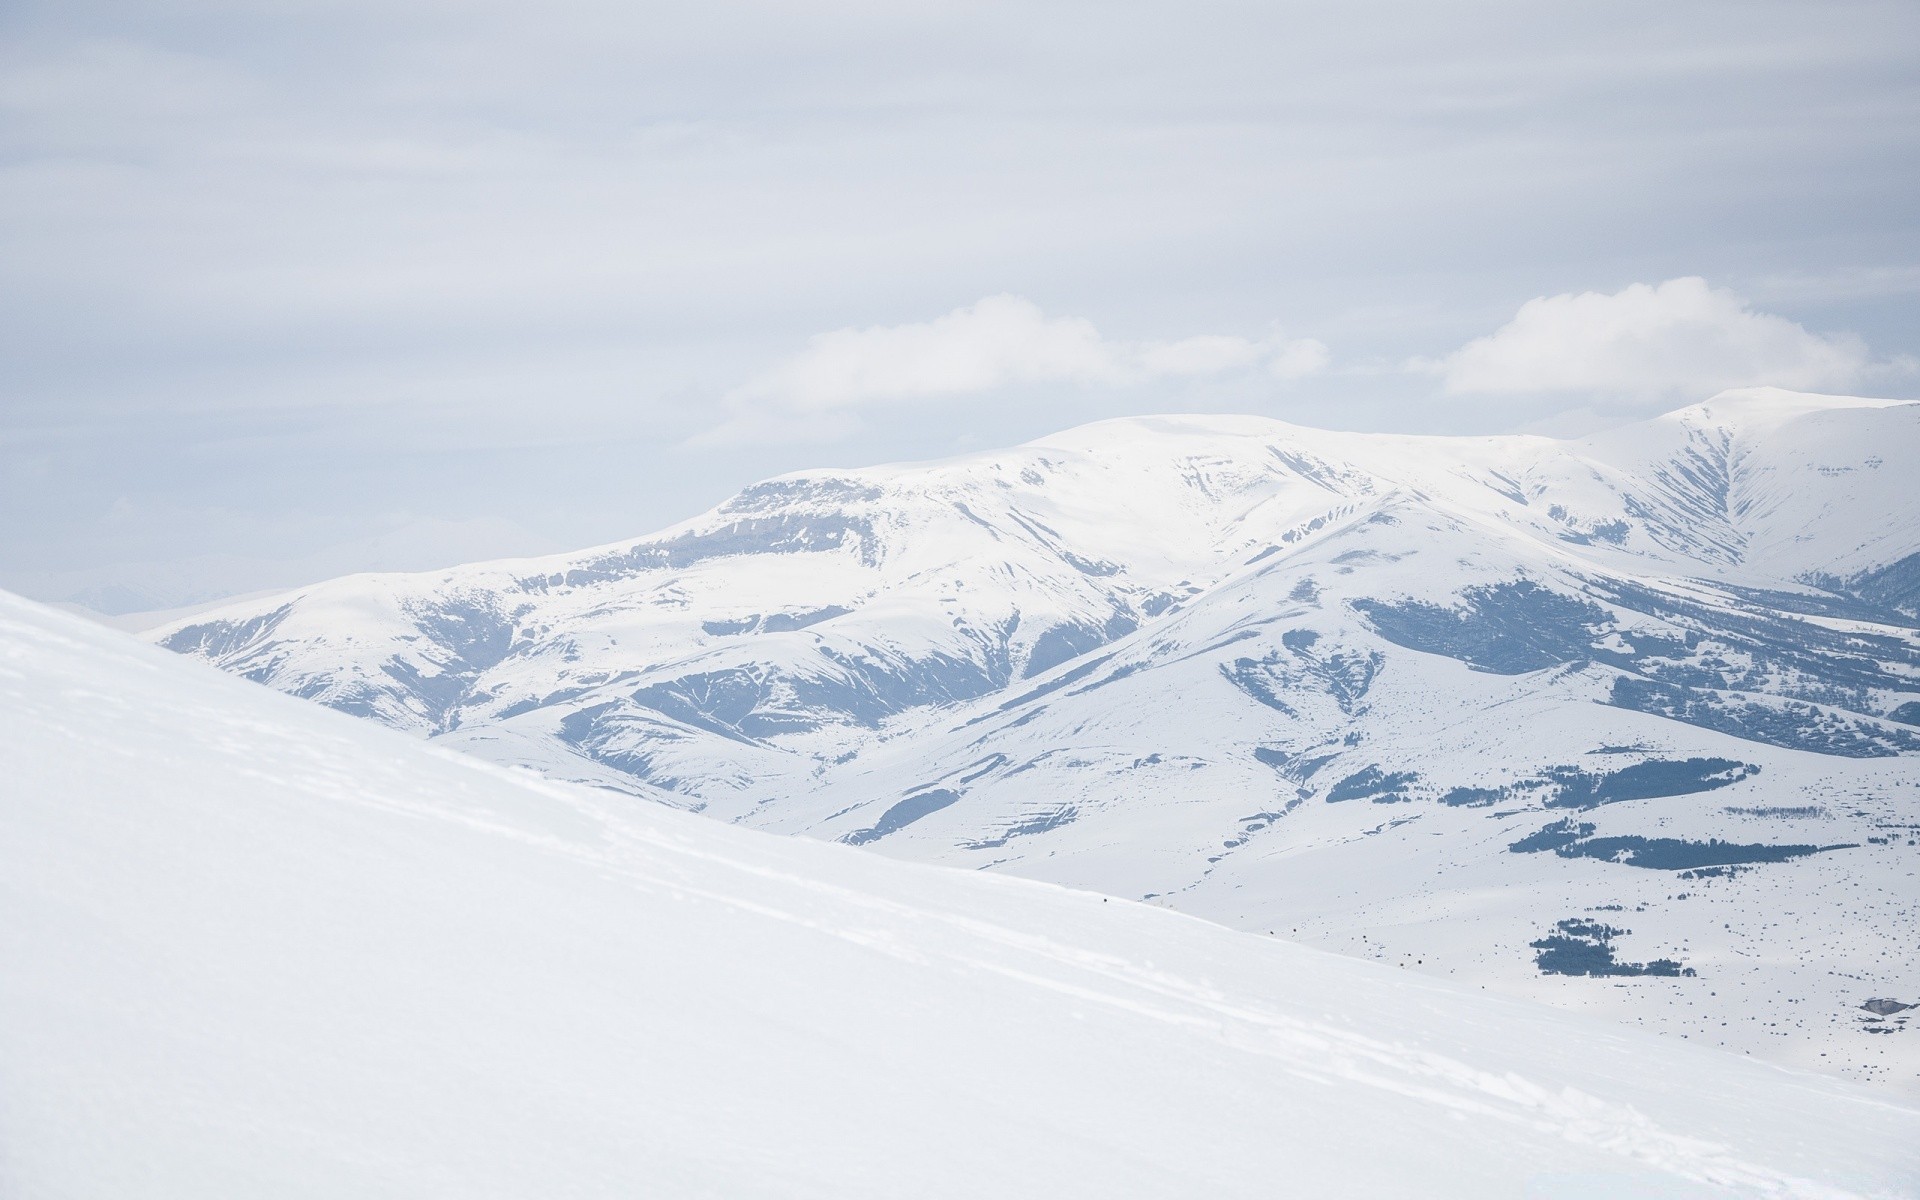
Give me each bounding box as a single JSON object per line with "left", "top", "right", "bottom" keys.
{"left": 155, "top": 387, "right": 1920, "bottom": 1092}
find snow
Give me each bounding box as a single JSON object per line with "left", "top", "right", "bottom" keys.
{"left": 4, "top": 589, "right": 1919, "bottom": 1197}
{"left": 145, "top": 389, "right": 1920, "bottom": 1093}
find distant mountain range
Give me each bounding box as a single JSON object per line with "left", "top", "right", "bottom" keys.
{"left": 155, "top": 387, "right": 1920, "bottom": 1094}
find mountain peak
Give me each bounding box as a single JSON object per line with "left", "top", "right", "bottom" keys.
{"left": 147, "top": 392, "right": 1920, "bottom": 1095}
{"left": 1663, "top": 385, "right": 1914, "bottom": 432}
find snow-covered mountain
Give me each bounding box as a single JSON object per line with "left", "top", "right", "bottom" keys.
{"left": 154, "top": 387, "right": 1920, "bottom": 1093}
{"left": 7, "top": 589, "right": 1919, "bottom": 1197}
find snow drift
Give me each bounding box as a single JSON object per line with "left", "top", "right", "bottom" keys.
{"left": 4, "top": 589, "right": 1918, "bottom": 1196}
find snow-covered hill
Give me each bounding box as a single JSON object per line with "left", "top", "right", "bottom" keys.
{"left": 153, "top": 387, "right": 1920, "bottom": 1092}
{"left": 5, "top": 589, "right": 1919, "bottom": 1197}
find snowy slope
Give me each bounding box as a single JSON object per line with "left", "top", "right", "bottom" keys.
{"left": 5, "top": 590, "right": 1920, "bottom": 1198}
{"left": 152, "top": 388, "right": 1920, "bottom": 1092}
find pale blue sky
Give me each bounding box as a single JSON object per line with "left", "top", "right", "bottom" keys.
{"left": 3, "top": 0, "right": 1917, "bottom": 611}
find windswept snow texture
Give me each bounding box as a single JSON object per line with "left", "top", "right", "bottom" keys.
{"left": 6, "top": 593, "right": 1920, "bottom": 1199}
{"left": 156, "top": 387, "right": 1920, "bottom": 1092}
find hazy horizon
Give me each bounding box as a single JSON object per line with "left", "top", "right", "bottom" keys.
{"left": 4, "top": 0, "right": 1916, "bottom": 612}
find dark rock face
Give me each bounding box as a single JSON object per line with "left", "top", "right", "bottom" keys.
{"left": 554, "top": 513, "right": 883, "bottom": 588}
{"left": 1861, "top": 998, "right": 1915, "bottom": 1017}
{"left": 159, "top": 604, "right": 296, "bottom": 660}
{"left": 1024, "top": 613, "right": 1139, "bottom": 678}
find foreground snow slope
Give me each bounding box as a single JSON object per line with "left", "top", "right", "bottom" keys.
{"left": 153, "top": 389, "right": 1920, "bottom": 1091}
{"left": 5, "top": 592, "right": 1917, "bottom": 1197}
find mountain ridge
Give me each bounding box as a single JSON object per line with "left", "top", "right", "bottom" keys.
{"left": 151, "top": 387, "right": 1920, "bottom": 1092}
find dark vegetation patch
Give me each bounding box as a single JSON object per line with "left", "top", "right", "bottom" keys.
{"left": 1443, "top": 756, "right": 1758, "bottom": 810}
{"left": 1222, "top": 634, "right": 1383, "bottom": 718}
{"left": 1235, "top": 807, "right": 1293, "bottom": 833}
{"left": 1221, "top": 657, "right": 1297, "bottom": 716}
{"left": 844, "top": 788, "right": 963, "bottom": 845}
{"left": 764, "top": 606, "right": 853, "bottom": 632}
{"left": 1540, "top": 757, "right": 1758, "bottom": 809}
{"left": 1531, "top": 919, "right": 1693, "bottom": 977}
{"left": 1610, "top": 678, "right": 1920, "bottom": 757}
{"left": 1349, "top": 581, "right": 1609, "bottom": 675}
{"left": 1584, "top": 577, "right": 1920, "bottom": 744}
{"left": 1351, "top": 573, "right": 1920, "bottom": 756}
{"left": 1808, "top": 550, "right": 1920, "bottom": 623}
{"left": 1326, "top": 766, "right": 1418, "bottom": 803}
{"left": 1510, "top": 818, "right": 1854, "bottom": 869}
{"left": 1253, "top": 746, "right": 1292, "bottom": 770}
{"left": 1253, "top": 747, "right": 1339, "bottom": 783}
{"left": 1440, "top": 785, "right": 1513, "bottom": 807}
{"left": 1716, "top": 581, "right": 1914, "bottom": 627}
{"left": 1510, "top": 819, "right": 1595, "bottom": 854}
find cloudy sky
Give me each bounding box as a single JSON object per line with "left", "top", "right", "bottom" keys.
{"left": 3, "top": 0, "right": 1917, "bottom": 612}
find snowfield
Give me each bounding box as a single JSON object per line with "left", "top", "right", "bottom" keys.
{"left": 150, "top": 389, "right": 1920, "bottom": 1094}
{"left": 4, "top": 592, "right": 1919, "bottom": 1195}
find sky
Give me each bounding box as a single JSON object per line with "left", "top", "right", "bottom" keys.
{"left": 3, "top": 0, "right": 1917, "bottom": 612}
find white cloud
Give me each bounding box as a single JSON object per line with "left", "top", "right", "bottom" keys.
{"left": 1424, "top": 277, "right": 1905, "bottom": 401}
{"left": 727, "top": 295, "right": 1122, "bottom": 414}
{"left": 1267, "top": 337, "right": 1334, "bottom": 380}
{"left": 703, "top": 294, "right": 1328, "bottom": 442}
